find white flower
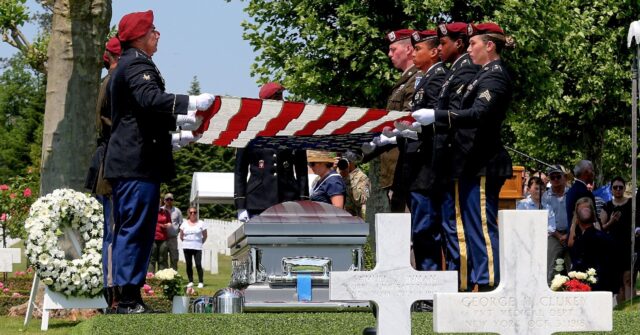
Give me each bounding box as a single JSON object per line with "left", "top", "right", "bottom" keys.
{"left": 555, "top": 259, "right": 564, "bottom": 265}
{"left": 574, "top": 272, "right": 588, "bottom": 280}
{"left": 587, "top": 268, "right": 596, "bottom": 276}
{"left": 25, "top": 188, "right": 104, "bottom": 298}
{"left": 155, "top": 268, "right": 178, "bottom": 281}
{"left": 554, "top": 264, "right": 564, "bottom": 272}
{"left": 567, "top": 271, "right": 577, "bottom": 278}
{"left": 588, "top": 276, "right": 598, "bottom": 284}
{"left": 550, "top": 274, "right": 569, "bottom": 291}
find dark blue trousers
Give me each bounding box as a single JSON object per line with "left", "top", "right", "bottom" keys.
{"left": 110, "top": 179, "right": 160, "bottom": 287}
{"left": 97, "top": 194, "right": 112, "bottom": 287}
{"left": 448, "top": 176, "right": 502, "bottom": 290}
{"left": 410, "top": 192, "right": 443, "bottom": 271}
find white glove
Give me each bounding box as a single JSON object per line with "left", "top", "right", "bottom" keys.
{"left": 382, "top": 126, "right": 398, "bottom": 138}
{"left": 237, "top": 210, "right": 249, "bottom": 223}
{"left": 394, "top": 120, "right": 422, "bottom": 132}
{"left": 373, "top": 134, "right": 396, "bottom": 146}
{"left": 361, "top": 141, "right": 376, "bottom": 154}
{"left": 171, "top": 131, "right": 200, "bottom": 149}
{"left": 176, "top": 111, "right": 201, "bottom": 130}
{"left": 399, "top": 129, "right": 419, "bottom": 140}
{"left": 188, "top": 93, "right": 215, "bottom": 111}
{"left": 412, "top": 108, "right": 435, "bottom": 125}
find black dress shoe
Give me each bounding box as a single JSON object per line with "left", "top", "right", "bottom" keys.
{"left": 116, "top": 302, "right": 154, "bottom": 314}
{"left": 362, "top": 327, "right": 376, "bottom": 335}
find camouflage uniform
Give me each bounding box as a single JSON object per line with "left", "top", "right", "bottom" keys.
{"left": 344, "top": 168, "right": 371, "bottom": 219}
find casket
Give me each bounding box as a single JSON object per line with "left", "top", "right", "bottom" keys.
{"left": 228, "top": 200, "right": 369, "bottom": 310}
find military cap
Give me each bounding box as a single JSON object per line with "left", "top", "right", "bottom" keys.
{"left": 307, "top": 150, "right": 336, "bottom": 163}
{"left": 467, "top": 22, "right": 505, "bottom": 37}
{"left": 259, "top": 82, "right": 285, "bottom": 99}
{"left": 118, "top": 10, "right": 154, "bottom": 42}
{"left": 437, "top": 22, "right": 469, "bottom": 38}
{"left": 102, "top": 37, "right": 122, "bottom": 63}
{"left": 411, "top": 29, "right": 438, "bottom": 46}
{"left": 386, "top": 29, "right": 415, "bottom": 43}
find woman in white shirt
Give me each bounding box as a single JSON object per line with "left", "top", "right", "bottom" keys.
{"left": 180, "top": 207, "right": 208, "bottom": 288}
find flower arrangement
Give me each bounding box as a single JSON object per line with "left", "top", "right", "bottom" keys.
{"left": 155, "top": 268, "right": 185, "bottom": 301}
{"left": 550, "top": 268, "right": 597, "bottom": 292}
{"left": 24, "top": 189, "right": 103, "bottom": 297}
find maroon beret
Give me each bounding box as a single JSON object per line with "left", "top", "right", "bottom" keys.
{"left": 437, "top": 22, "right": 469, "bottom": 38}
{"left": 118, "top": 10, "right": 154, "bottom": 42}
{"left": 411, "top": 30, "right": 438, "bottom": 45}
{"left": 102, "top": 37, "right": 122, "bottom": 63}
{"left": 385, "top": 29, "right": 414, "bottom": 43}
{"left": 468, "top": 22, "right": 505, "bottom": 36}
{"left": 259, "top": 82, "right": 285, "bottom": 99}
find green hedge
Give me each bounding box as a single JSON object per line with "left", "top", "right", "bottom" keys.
{"left": 71, "top": 311, "right": 639, "bottom": 335}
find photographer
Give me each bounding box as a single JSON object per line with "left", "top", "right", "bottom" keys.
{"left": 337, "top": 151, "right": 370, "bottom": 219}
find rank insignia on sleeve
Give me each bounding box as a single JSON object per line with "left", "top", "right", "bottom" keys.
{"left": 479, "top": 89, "right": 492, "bottom": 102}
{"left": 142, "top": 73, "right": 151, "bottom": 81}
{"left": 456, "top": 84, "right": 465, "bottom": 95}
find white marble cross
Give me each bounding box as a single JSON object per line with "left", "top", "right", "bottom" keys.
{"left": 0, "top": 248, "right": 21, "bottom": 272}
{"left": 330, "top": 213, "right": 458, "bottom": 335}
{"left": 434, "top": 210, "right": 612, "bottom": 335}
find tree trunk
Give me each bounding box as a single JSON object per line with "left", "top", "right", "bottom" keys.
{"left": 39, "top": 0, "right": 111, "bottom": 194}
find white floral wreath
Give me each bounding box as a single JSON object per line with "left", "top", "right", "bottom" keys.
{"left": 25, "top": 189, "right": 103, "bottom": 297}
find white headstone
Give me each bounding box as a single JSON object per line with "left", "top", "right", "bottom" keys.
{"left": 330, "top": 213, "right": 458, "bottom": 335}
{"left": 0, "top": 248, "right": 21, "bottom": 272}
{"left": 433, "top": 210, "right": 613, "bottom": 335}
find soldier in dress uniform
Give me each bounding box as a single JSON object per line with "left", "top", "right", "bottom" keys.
{"left": 412, "top": 22, "right": 514, "bottom": 291}
{"left": 434, "top": 22, "right": 480, "bottom": 291}
{"left": 104, "top": 10, "right": 214, "bottom": 313}
{"left": 234, "top": 83, "right": 309, "bottom": 221}
{"left": 398, "top": 29, "right": 448, "bottom": 271}
{"left": 363, "top": 29, "right": 419, "bottom": 214}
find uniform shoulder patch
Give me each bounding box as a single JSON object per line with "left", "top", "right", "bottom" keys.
{"left": 491, "top": 64, "right": 503, "bottom": 72}
{"left": 142, "top": 73, "right": 151, "bottom": 81}
{"left": 479, "top": 89, "right": 492, "bottom": 102}
{"left": 436, "top": 66, "right": 446, "bottom": 73}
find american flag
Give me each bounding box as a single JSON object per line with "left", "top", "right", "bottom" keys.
{"left": 195, "top": 96, "right": 413, "bottom": 151}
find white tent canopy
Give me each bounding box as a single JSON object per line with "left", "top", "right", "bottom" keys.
{"left": 190, "top": 172, "right": 235, "bottom": 205}
{"left": 190, "top": 171, "right": 318, "bottom": 207}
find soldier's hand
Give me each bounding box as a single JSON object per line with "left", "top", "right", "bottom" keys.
{"left": 188, "top": 93, "right": 215, "bottom": 111}
{"left": 237, "top": 210, "right": 250, "bottom": 223}
{"left": 361, "top": 141, "right": 377, "bottom": 154}
{"left": 412, "top": 108, "right": 435, "bottom": 125}
{"left": 377, "top": 134, "right": 396, "bottom": 146}
{"left": 176, "top": 112, "right": 201, "bottom": 130}
{"left": 171, "top": 130, "right": 200, "bottom": 149}
{"left": 394, "top": 120, "right": 422, "bottom": 132}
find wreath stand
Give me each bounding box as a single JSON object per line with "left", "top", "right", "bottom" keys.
{"left": 23, "top": 229, "right": 107, "bottom": 331}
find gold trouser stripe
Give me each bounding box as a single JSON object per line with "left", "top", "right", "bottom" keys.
{"left": 454, "top": 180, "right": 468, "bottom": 291}
{"left": 479, "top": 176, "right": 495, "bottom": 286}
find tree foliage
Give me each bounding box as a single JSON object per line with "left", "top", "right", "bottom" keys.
{"left": 0, "top": 55, "right": 45, "bottom": 180}
{"left": 0, "top": 0, "right": 50, "bottom": 72}
{"left": 239, "top": 0, "right": 639, "bottom": 184}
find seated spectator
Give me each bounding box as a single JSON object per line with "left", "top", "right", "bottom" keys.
{"left": 307, "top": 150, "right": 346, "bottom": 208}
{"left": 568, "top": 197, "right": 619, "bottom": 293}
{"left": 600, "top": 176, "right": 634, "bottom": 303}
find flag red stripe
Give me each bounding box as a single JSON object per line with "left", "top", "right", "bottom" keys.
{"left": 213, "top": 98, "right": 262, "bottom": 146}
{"left": 331, "top": 108, "right": 387, "bottom": 134}
{"left": 368, "top": 114, "right": 414, "bottom": 133}
{"left": 257, "top": 101, "right": 306, "bottom": 136}
{"left": 294, "top": 105, "right": 348, "bottom": 136}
